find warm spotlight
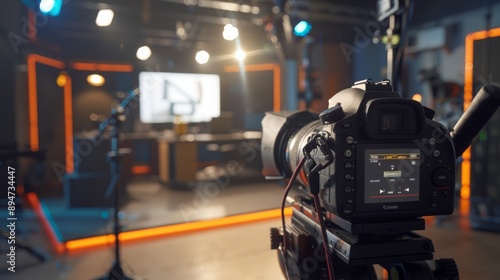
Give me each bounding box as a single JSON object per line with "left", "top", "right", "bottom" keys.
{"left": 136, "top": 46, "right": 152, "bottom": 60}
{"left": 96, "top": 9, "right": 114, "bottom": 27}
{"left": 235, "top": 49, "right": 246, "bottom": 61}
{"left": 195, "top": 50, "right": 210, "bottom": 64}
{"left": 87, "top": 74, "right": 105, "bottom": 86}
{"left": 56, "top": 71, "right": 68, "bottom": 87}
{"left": 223, "top": 24, "right": 239, "bottom": 41}
{"left": 412, "top": 93, "right": 423, "bottom": 103}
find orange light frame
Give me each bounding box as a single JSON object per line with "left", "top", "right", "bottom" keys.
{"left": 28, "top": 54, "right": 134, "bottom": 173}
{"left": 27, "top": 54, "right": 73, "bottom": 173}
{"left": 224, "top": 64, "right": 281, "bottom": 112}
{"left": 27, "top": 58, "right": 288, "bottom": 254}
{"left": 462, "top": 27, "right": 500, "bottom": 199}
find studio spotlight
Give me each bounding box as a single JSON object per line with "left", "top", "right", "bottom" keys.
{"left": 235, "top": 49, "right": 246, "bottom": 61}
{"left": 294, "top": 20, "right": 312, "bottom": 37}
{"left": 195, "top": 50, "right": 210, "bottom": 64}
{"left": 56, "top": 71, "right": 68, "bottom": 87}
{"left": 87, "top": 74, "right": 105, "bottom": 86}
{"left": 136, "top": 46, "right": 152, "bottom": 60}
{"left": 96, "top": 9, "right": 114, "bottom": 27}
{"left": 223, "top": 24, "right": 239, "bottom": 41}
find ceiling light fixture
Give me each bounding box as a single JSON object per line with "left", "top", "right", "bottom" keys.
{"left": 96, "top": 9, "right": 114, "bottom": 27}
{"left": 195, "top": 50, "right": 210, "bottom": 64}
{"left": 222, "top": 24, "right": 239, "bottom": 41}
{"left": 136, "top": 46, "right": 152, "bottom": 60}
{"left": 87, "top": 74, "right": 105, "bottom": 86}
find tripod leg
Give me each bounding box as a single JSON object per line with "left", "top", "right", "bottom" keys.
{"left": 104, "top": 261, "right": 133, "bottom": 280}
{"left": 1, "top": 229, "right": 46, "bottom": 262}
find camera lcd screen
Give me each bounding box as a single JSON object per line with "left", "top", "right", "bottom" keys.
{"left": 364, "top": 148, "right": 420, "bottom": 204}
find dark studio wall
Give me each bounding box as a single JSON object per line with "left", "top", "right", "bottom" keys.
{"left": 0, "top": 2, "right": 23, "bottom": 147}
{"left": 0, "top": 58, "right": 16, "bottom": 147}
{"left": 71, "top": 71, "right": 138, "bottom": 134}
{"left": 222, "top": 69, "right": 274, "bottom": 131}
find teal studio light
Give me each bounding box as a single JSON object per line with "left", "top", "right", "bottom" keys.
{"left": 39, "top": 0, "right": 62, "bottom": 16}
{"left": 294, "top": 20, "right": 312, "bottom": 37}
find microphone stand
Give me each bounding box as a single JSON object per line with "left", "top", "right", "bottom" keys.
{"left": 95, "top": 89, "right": 139, "bottom": 280}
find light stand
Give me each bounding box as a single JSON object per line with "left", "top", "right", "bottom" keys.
{"left": 95, "top": 89, "right": 139, "bottom": 280}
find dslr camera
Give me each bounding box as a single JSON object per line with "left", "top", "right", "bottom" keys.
{"left": 262, "top": 79, "right": 500, "bottom": 279}
{"left": 262, "top": 79, "right": 455, "bottom": 224}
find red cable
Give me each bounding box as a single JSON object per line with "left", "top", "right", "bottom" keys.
{"left": 312, "top": 193, "right": 335, "bottom": 280}
{"left": 280, "top": 157, "right": 306, "bottom": 255}
{"left": 280, "top": 156, "right": 335, "bottom": 280}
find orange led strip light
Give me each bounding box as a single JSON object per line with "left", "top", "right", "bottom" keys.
{"left": 25, "top": 193, "right": 65, "bottom": 254}
{"left": 462, "top": 27, "right": 500, "bottom": 199}
{"left": 71, "top": 62, "right": 134, "bottom": 72}
{"left": 65, "top": 207, "right": 293, "bottom": 253}
{"left": 131, "top": 165, "right": 151, "bottom": 175}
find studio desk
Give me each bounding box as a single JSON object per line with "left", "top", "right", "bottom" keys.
{"left": 123, "top": 131, "right": 262, "bottom": 187}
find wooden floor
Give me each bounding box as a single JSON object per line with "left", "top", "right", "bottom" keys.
{"left": 2, "top": 210, "right": 500, "bottom": 280}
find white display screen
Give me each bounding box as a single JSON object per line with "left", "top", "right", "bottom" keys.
{"left": 139, "top": 72, "right": 221, "bottom": 123}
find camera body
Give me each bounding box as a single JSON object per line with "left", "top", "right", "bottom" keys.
{"left": 262, "top": 80, "right": 456, "bottom": 223}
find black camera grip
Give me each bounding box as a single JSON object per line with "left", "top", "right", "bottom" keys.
{"left": 451, "top": 83, "right": 500, "bottom": 157}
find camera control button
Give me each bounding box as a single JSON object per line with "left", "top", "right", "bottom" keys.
{"left": 344, "top": 149, "right": 352, "bottom": 158}
{"left": 429, "top": 138, "right": 437, "bottom": 145}
{"left": 433, "top": 149, "right": 441, "bottom": 157}
{"left": 430, "top": 196, "right": 439, "bottom": 207}
{"left": 344, "top": 173, "right": 353, "bottom": 180}
{"left": 344, "top": 162, "right": 353, "bottom": 169}
{"left": 342, "top": 122, "right": 352, "bottom": 128}
{"left": 433, "top": 168, "right": 449, "bottom": 186}
{"left": 346, "top": 136, "right": 354, "bottom": 144}
{"left": 343, "top": 204, "right": 353, "bottom": 215}
{"left": 344, "top": 186, "right": 352, "bottom": 193}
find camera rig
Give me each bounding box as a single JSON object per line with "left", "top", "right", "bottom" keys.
{"left": 262, "top": 79, "right": 500, "bottom": 279}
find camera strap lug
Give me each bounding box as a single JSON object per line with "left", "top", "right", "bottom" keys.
{"left": 302, "top": 133, "right": 334, "bottom": 195}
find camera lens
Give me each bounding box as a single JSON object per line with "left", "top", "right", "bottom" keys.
{"left": 261, "top": 111, "right": 319, "bottom": 181}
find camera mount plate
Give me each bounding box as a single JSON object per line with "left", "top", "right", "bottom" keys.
{"left": 292, "top": 208, "right": 435, "bottom": 266}
{"left": 326, "top": 212, "right": 426, "bottom": 235}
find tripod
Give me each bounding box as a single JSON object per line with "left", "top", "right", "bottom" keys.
{"left": 95, "top": 89, "right": 139, "bottom": 280}
{"left": 274, "top": 197, "right": 459, "bottom": 280}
